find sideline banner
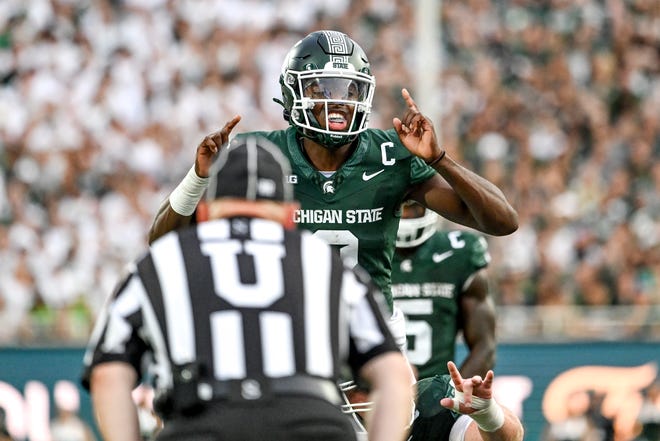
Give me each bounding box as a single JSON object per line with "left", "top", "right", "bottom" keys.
{"left": 0, "top": 348, "right": 95, "bottom": 441}
{"left": 463, "top": 342, "right": 660, "bottom": 441}
{"left": 1, "top": 342, "right": 659, "bottom": 441}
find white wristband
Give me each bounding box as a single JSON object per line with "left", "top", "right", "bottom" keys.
{"left": 453, "top": 390, "right": 505, "bottom": 432}
{"left": 470, "top": 398, "right": 505, "bottom": 432}
{"left": 168, "top": 166, "right": 209, "bottom": 216}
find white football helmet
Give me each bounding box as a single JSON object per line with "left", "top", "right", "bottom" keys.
{"left": 396, "top": 203, "right": 439, "bottom": 248}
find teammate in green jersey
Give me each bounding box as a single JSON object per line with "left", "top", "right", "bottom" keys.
{"left": 343, "top": 361, "right": 524, "bottom": 441}
{"left": 148, "top": 30, "right": 518, "bottom": 350}
{"left": 392, "top": 201, "right": 496, "bottom": 379}
{"left": 410, "top": 361, "right": 524, "bottom": 441}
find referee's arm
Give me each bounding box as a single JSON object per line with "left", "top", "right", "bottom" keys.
{"left": 90, "top": 362, "right": 141, "bottom": 441}
{"left": 359, "top": 351, "right": 415, "bottom": 441}
{"left": 347, "top": 271, "right": 415, "bottom": 441}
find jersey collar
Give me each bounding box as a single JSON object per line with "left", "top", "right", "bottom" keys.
{"left": 285, "top": 127, "right": 369, "bottom": 182}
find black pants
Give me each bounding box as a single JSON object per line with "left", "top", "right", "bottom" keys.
{"left": 156, "top": 396, "right": 357, "bottom": 441}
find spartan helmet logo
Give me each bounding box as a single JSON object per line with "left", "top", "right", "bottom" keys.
{"left": 322, "top": 181, "right": 335, "bottom": 194}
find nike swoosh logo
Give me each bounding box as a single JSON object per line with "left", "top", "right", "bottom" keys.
{"left": 362, "top": 169, "right": 385, "bottom": 181}
{"left": 433, "top": 251, "right": 454, "bottom": 263}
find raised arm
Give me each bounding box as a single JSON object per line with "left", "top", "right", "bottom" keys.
{"left": 148, "top": 116, "right": 241, "bottom": 244}
{"left": 393, "top": 89, "right": 518, "bottom": 236}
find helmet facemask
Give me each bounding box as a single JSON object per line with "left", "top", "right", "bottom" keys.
{"left": 283, "top": 69, "right": 375, "bottom": 149}
{"left": 339, "top": 380, "right": 372, "bottom": 435}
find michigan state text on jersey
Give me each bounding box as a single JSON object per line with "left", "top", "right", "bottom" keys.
{"left": 235, "top": 127, "right": 435, "bottom": 309}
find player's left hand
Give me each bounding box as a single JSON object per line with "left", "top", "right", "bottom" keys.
{"left": 392, "top": 89, "right": 444, "bottom": 163}
{"left": 439, "top": 361, "right": 495, "bottom": 415}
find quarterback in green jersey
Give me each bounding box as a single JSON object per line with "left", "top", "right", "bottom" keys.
{"left": 233, "top": 126, "right": 435, "bottom": 309}
{"left": 148, "top": 30, "right": 517, "bottom": 347}
{"left": 392, "top": 201, "right": 496, "bottom": 379}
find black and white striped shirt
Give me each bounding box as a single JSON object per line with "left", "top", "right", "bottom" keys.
{"left": 82, "top": 217, "right": 397, "bottom": 393}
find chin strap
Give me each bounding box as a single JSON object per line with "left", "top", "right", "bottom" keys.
{"left": 272, "top": 98, "right": 290, "bottom": 122}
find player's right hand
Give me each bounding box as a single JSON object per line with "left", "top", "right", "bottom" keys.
{"left": 439, "top": 361, "right": 495, "bottom": 415}
{"left": 392, "top": 89, "right": 443, "bottom": 163}
{"left": 195, "top": 115, "right": 241, "bottom": 177}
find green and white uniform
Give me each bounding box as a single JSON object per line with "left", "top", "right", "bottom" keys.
{"left": 236, "top": 127, "right": 436, "bottom": 310}
{"left": 392, "top": 230, "right": 490, "bottom": 378}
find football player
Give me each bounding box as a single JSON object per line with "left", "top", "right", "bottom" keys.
{"left": 343, "top": 361, "right": 524, "bottom": 441}
{"left": 392, "top": 201, "right": 496, "bottom": 379}
{"left": 411, "top": 361, "right": 524, "bottom": 441}
{"left": 148, "top": 30, "right": 518, "bottom": 350}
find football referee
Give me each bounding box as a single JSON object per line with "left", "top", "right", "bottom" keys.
{"left": 81, "top": 136, "right": 413, "bottom": 441}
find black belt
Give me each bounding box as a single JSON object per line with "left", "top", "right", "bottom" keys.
{"left": 197, "top": 376, "right": 342, "bottom": 405}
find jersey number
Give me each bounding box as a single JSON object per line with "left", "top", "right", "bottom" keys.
{"left": 312, "top": 230, "right": 359, "bottom": 267}
{"left": 396, "top": 299, "right": 433, "bottom": 366}
{"left": 396, "top": 232, "right": 466, "bottom": 366}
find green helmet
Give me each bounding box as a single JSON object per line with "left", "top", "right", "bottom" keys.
{"left": 278, "top": 30, "right": 376, "bottom": 149}
{"left": 416, "top": 374, "right": 457, "bottom": 418}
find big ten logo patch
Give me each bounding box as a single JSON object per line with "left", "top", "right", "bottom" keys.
{"left": 0, "top": 381, "right": 157, "bottom": 441}
{"left": 542, "top": 363, "right": 658, "bottom": 440}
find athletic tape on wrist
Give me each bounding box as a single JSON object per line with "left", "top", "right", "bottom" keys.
{"left": 452, "top": 390, "right": 505, "bottom": 432}
{"left": 169, "top": 166, "right": 209, "bottom": 216}
{"left": 470, "top": 398, "right": 505, "bottom": 432}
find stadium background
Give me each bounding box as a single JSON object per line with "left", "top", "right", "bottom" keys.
{"left": 0, "top": 0, "right": 658, "bottom": 440}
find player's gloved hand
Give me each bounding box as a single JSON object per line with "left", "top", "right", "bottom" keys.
{"left": 439, "top": 361, "right": 504, "bottom": 432}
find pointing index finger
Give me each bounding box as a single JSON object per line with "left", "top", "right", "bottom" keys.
{"left": 402, "top": 88, "right": 419, "bottom": 113}
{"left": 210, "top": 115, "right": 242, "bottom": 146}
{"left": 225, "top": 114, "right": 242, "bottom": 131}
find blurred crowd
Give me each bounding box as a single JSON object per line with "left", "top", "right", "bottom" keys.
{"left": 0, "top": 0, "right": 658, "bottom": 344}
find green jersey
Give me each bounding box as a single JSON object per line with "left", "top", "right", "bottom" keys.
{"left": 391, "top": 230, "right": 490, "bottom": 378}
{"left": 236, "top": 127, "right": 436, "bottom": 309}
